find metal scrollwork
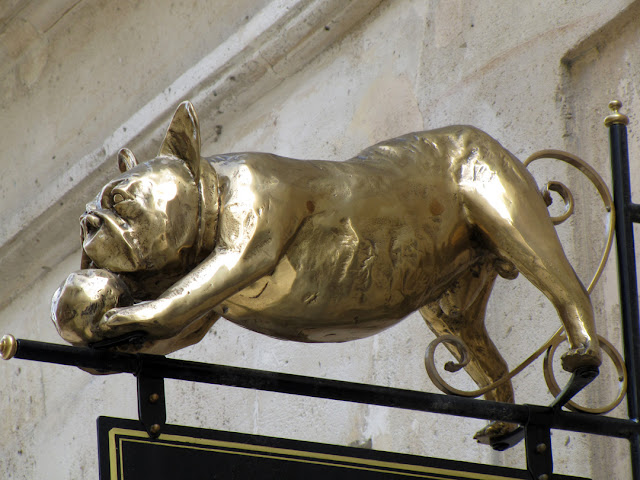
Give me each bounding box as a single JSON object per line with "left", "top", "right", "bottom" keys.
{"left": 426, "top": 334, "right": 510, "bottom": 398}
{"left": 541, "top": 180, "right": 574, "bottom": 225}
{"left": 425, "top": 330, "right": 564, "bottom": 399}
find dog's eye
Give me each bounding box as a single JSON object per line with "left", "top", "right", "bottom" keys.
{"left": 112, "top": 193, "right": 125, "bottom": 204}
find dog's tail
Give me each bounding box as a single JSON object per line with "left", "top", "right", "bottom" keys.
{"left": 524, "top": 149, "right": 614, "bottom": 294}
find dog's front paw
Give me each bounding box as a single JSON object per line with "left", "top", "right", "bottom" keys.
{"left": 97, "top": 300, "right": 174, "bottom": 338}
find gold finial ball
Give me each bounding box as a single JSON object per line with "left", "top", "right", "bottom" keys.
{"left": 609, "top": 100, "right": 622, "bottom": 113}
{"left": 0, "top": 334, "right": 17, "bottom": 360}
{"left": 604, "top": 99, "right": 629, "bottom": 127}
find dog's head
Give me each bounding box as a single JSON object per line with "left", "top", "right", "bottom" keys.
{"left": 80, "top": 101, "right": 218, "bottom": 273}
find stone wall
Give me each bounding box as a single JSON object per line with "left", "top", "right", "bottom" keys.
{"left": 1, "top": 1, "right": 638, "bottom": 478}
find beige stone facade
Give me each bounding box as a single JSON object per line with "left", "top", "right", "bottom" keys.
{"left": 1, "top": 1, "right": 638, "bottom": 478}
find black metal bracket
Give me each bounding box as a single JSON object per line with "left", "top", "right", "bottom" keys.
{"left": 488, "top": 364, "right": 600, "bottom": 456}
{"left": 137, "top": 368, "right": 166, "bottom": 438}
{"left": 549, "top": 366, "right": 599, "bottom": 410}
{"left": 525, "top": 406, "right": 554, "bottom": 480}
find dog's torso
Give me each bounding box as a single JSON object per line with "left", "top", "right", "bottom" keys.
{"left": 206, "top": 128, "right": 494, "bottom": 341}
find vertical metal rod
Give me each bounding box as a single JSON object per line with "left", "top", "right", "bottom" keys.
{"left": 606, "top": 101, "right": 640, "bottom": 479}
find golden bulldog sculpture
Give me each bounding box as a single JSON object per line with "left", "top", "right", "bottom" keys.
{"left": 52, "top": 101, "right": 602, "bottom": 441}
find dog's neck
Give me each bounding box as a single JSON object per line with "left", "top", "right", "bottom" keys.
{"left": 194, "top": 159, "right": 220, "bottom": 262}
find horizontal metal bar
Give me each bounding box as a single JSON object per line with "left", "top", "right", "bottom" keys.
{"left": 6, "top": 337, "right": 640, "bottom": 439}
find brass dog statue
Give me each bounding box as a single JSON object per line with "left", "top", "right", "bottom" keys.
{"left": 52, "top": 101, "right": 601, "bottom": 441}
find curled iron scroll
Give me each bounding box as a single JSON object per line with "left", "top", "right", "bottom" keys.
{"left": 541, "top": 180, "right": 574, "bottom": 225}
{"left": 424, "top": 150, "right": 627, "bottom": 413}
{"left": 425, "top": 330, "right": 564, "bottom": 399}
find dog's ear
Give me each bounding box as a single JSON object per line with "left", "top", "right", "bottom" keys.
{"left": 117, "top": 148, "right": 138, "bottom": 172}
{"left": 159, "top": 101, "right": 201, "bottom": 181}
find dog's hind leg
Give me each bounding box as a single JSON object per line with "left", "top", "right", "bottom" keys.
{"left": 420, "top": 261, "right": 518, "bottom": 442}
{"left": 420, "top": 261, "right": 513, "bottom": 404}
{"left": 460, "top": 151, "right": 601, "bottom": 372}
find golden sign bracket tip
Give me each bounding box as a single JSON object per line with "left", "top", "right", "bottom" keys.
{"left": 0, "top": 334, "right": 17, "bottom": 360}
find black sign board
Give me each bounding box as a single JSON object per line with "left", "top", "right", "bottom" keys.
{"left": 98, "top": 417, "right": 589, "bottom": 480}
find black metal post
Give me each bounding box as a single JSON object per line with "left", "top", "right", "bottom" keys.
{"left": 607, "top": 100, "right": 640, "bottom": 479}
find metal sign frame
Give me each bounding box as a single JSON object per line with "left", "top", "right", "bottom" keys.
{"left": 97, "top": 416, "right": 589, "bottom": 480}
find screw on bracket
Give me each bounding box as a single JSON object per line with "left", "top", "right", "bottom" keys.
{"left": 137, "top": 373, "right": 166, "bottom": 438}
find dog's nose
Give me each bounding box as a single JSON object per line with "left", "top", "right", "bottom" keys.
{"left": 80, "top": 213, "right": 102, "bottom": 236}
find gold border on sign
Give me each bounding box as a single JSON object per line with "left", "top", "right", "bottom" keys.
{"left": 107, "top": 426, "right": 523, "bottom": 480}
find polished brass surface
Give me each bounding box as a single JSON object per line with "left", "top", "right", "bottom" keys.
{"left": 0, "top": 334, "right": 17, "bottom": 360}
{"left": 51, "top": 269, "right": 134, "bottom": 345}
{"left": 523, "top": 150, "right": 615, "bottom": 294}
{"left": 604, "top": 100, "right": 630, "bottom": 127}
{"left": 53, "top": 102, "right": 605, "bottom": 437}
